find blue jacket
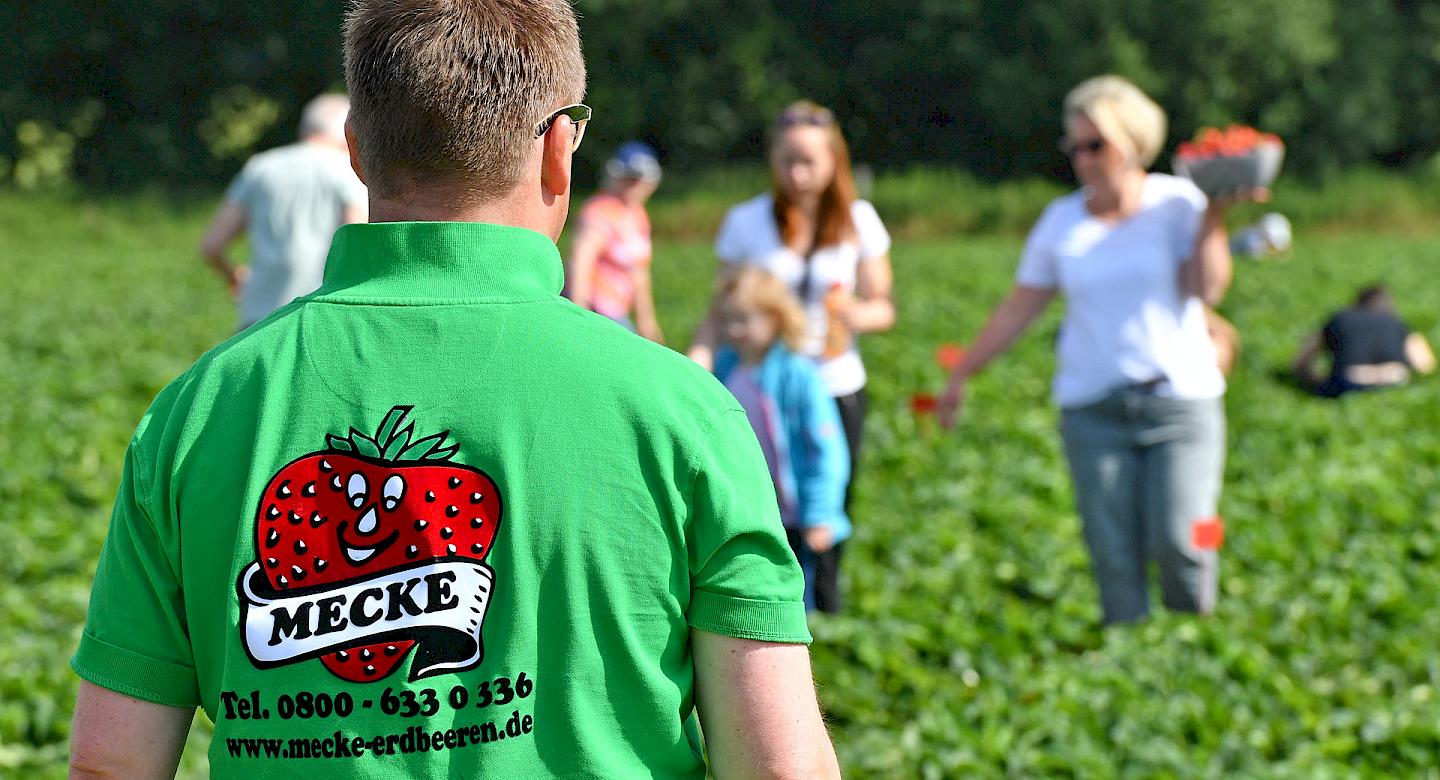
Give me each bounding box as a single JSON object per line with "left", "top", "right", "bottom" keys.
{"left": 715, "top": 345, "right": 852, "bottom": 543}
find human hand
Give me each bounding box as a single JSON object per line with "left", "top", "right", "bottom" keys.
{"left": 936, "top": 376, "right": 967, "bottom": 429}
{"left": 803, "top": 525, "right": 836, "bottom": 554}
{"left": 227, "top": 265, "right": 250, "bottom": 299}
{"left": 687, "top": 344, "right": 715, "bottom": 371}
{"left": 1207, "top": 186, "right": 1271, "bottom": 220}
{"left": 829, "top": 290, "right": 860, "bottom": 328}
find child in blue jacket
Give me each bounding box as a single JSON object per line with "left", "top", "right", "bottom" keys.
{"left": 711, "top": 267, "right": 852, "bottom": 610}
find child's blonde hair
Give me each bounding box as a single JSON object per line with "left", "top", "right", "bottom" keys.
{"left": 715, "top": 267, "right": 809, "bottom": 352}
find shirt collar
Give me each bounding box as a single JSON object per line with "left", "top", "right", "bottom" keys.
{"left": 316, "top": 222, "right": 563, "bottom": 302}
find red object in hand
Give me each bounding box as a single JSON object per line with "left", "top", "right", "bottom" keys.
{"left": 910, "top": 393, "right": 937, "bottom": 415}
{"left": 1176, "top": 125, "right": 1283, "bottom": 161}
{"left": 935, "top": 344, "right": 966, "bottom": 372}
{"left": 1191, "top": 516, "right": 1225, "bottom": 551}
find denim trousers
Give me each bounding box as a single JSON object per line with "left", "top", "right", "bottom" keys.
{"left": 1059, "top": 388, "right": 1226, "bottom": 624}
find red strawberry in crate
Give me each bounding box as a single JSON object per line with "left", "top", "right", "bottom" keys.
{"left": 251, "top": 406, "right": 502, "bottom": 682}
{"left": 1173, "top": 124, "right": 1285, "bottom": 198}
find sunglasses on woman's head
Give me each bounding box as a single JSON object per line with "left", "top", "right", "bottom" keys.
{"left": 1059, "top": 137, "right": 1106, "bottom": 158}
{"left": 777, "top": 111, "right": 835, "bottom": 129}
{"left": 534, "top": 103, "right": 592, "bottom": 152}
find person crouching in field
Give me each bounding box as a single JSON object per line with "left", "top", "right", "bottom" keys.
{"left": 1292, "top": 284, "right": 1436, "bottom": 397}
{"left": 563, "top": 142, "right": 664, "bottom": 342}
{"left": 712, "top": 267, "right": 851, "bottom": 611}
{"left": 937, "top": 75, "right": 1265, "bottom": 626}
{"left": 200, "top": 93, "right": 367, "bottom": 330}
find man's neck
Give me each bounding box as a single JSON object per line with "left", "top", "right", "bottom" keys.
{"left": 367, "top": 192, "right": 561, "bottom": 240}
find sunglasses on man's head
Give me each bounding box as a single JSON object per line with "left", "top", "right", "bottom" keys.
{"left": 535, "top": 103, "right": 592, "bottom": 152}
{"left": 1059, "top": 137, "right": 1106, "bottom": 158}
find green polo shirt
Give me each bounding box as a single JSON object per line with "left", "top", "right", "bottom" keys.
{"left": 73, "top": 222, "right": 810, "bottom": 778}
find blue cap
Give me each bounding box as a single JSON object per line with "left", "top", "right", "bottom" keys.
{"left": 606, "top": 142, "right": 662, "bottom": 182}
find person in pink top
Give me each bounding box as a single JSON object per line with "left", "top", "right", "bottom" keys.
{"left": 564, "top": 142, "right": 664, "bottom": 342}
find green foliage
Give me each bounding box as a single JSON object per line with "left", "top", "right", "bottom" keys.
{"left": 2, "top": 188, "right": 1439, "bottom": 776}
{"left": 198, "top": 87, "right": 283, "bottom": 162}
{"left": 0, "top": 192, "right": 228, "bottom": 777}
{"left": 8, "top": 1, "right": 1440, "bottom": 188}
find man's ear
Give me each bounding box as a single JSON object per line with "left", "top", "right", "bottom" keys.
{"left": 539, "top": 117, "right": 574, "bottom": 199}
{"left": 345, "top": 119, "right": 367, "bottom": 185}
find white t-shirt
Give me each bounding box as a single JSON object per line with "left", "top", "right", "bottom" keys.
{"left": 714, "top": 194, "right": 892, "bottom": 397}
{"left": 1015, "top": 173, "right": 1225, "bottom": 408}
{"left": 225, "top": 143, "right": 367, "bottom": 327}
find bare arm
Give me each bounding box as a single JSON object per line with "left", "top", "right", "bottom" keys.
{"left": 687, "top": 312, "right": 720, "bottom": 370}
{"left": 1408, "top": 332, "right": 1437, "bottom": 374}
{"left": 564, "top": 223, "right": 605, "bottom": 311}
{"left": 69, "top": 681, "right": 193, "bottom": 780}
{"left": 843, "top": 253, "right": 896, "bottom": 333}
{"left": 1291, "top": 332, "right": 1326, "bottom": 384}
{"left": 689, "top": 265, "right": 741, "bottom": 370}
{"left": 199, "top": 200, "right": 248, "bottom": 298}
{"left": 937, "top": 285, "right": 1056, "bottom": 428}
{"left": 1182, "top": 188, "right": 1269, "bottom": 306}
{"left": 692, "top": 630, "right": 840, "bottom": 780}
{"left": 631, "top": 265, "right": 664, "bottom": 343}
{"left": 1183, "top": 208, "right": 1234, "bottom": 306}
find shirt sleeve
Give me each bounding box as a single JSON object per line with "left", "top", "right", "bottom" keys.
{"left": 685, "top": 409, "right": 811, "bottom": 643}
{"left": 851, "top": 200, "right": 892, "bottom": 260}
{"left": 72, "top": 437, "right": 201, "bottom": 708}
{"left": 222, "top": 161, "right": 256, "bottom": 207}
{"left": 1014, "top": 203, "right": 1062, "bottom": 289}
{"left": 575, "top": 199, "right": 615, "bottom": 243}
{"left": 1321, "top": 315, "right": 1345, "bottom": 356}
{"left": 713, "top": 205, "right": 747, "bottom": 266}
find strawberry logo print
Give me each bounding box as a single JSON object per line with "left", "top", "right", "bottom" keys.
{"left": 237, "top": 406, "right": 502, "bottom": 683}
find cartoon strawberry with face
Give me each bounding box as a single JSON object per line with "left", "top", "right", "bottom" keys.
{"left": 250, "top": 406, "right": 501, "bottom": 682}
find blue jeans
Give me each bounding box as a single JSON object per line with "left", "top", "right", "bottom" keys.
{"left": 1059, "top": 388, "right": 1226, "bottom": 624}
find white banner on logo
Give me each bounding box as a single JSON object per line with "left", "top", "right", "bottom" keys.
{"left": 238, "top": 559, "right": 494, "bottom": 679}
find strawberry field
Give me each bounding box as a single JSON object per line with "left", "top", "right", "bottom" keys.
{"left": 3, "top": 190, "right": 1439, "bottom": 778}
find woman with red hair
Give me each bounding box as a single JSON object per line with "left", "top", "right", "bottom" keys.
{"left": 690, "top": 101, "right": 896, "bottom": 613}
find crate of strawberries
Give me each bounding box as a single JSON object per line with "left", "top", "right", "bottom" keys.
{"left": 1173, "top": 125, "right": 1284, "bottom": 199}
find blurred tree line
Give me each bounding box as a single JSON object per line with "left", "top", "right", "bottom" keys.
{"left": 8, "top": 0, "right": 1440, "bottom": 189}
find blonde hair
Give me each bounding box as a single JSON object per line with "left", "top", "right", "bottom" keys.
{"left": 769, "top": 100, "right": 858, "bottom": 249}
{"left": 344, "top": 0, "right": 587, "bottom": 201}
{"left": 715, "top": 267, "right": 808, "bottom": 352}
{"left": 1064, "top": 75, "right": 1167, "bottom": 169}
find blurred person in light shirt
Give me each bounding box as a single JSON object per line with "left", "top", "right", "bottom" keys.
{"left": 563, "top": 141, "right": 664, "bottom": 342}
{"left": 200, "top": 93, "right": 367, "bottom": 330}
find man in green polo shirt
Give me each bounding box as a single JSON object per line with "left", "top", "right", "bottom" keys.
{"left": 67, "top": 1, "right": 840, "bottom": 777}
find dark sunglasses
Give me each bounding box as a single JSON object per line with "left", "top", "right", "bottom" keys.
{"left": 534, "top": 103, "right": 592, "bottom": 152}
{"left": 1059, "top": 136, "right": 1106, "bottom": 158}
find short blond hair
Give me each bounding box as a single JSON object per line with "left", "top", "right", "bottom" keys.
{"left": 715, "top": 267, "right": 808, "bottom": 352}
{"left": 1064, "top": 75, "right": 1167, "bottom": 168}
{"left": 344, "top": 0, "right": 587, "bottom": 201}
